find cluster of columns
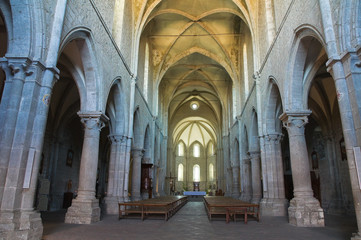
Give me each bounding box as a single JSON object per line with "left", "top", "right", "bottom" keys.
{"left": 0, "top": 58, "right": 47, "bottom": 240}
{"left": 260, "top": 133, "right": 288, "bottom": 216}
{"left": 230, "top": 152, "right": 262, "bottom": 204}
{"left": 103, "top": 134, "right": 129, "bottom": 214}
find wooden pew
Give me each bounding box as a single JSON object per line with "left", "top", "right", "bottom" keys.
{"left": 118, "top": 196, "right": 187, "bottom": 221}
{"left": 203, "top": 196, "right": 260, "bottom": 223}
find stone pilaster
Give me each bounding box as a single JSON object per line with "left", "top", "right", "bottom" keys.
{"left": 65, "top": 112, "right": 108, "bottom": 224}
{"left": 280, "top": 111, "right": 324, "bottom": 227}
{"left": 249, "top": 151, "right": 262, "bottom": 203}
{"left": 260, "top": 133, "right": 288, "bottom": 216}
{"left": 131, "top": 148, "right": 144, "bottom": 201}
{"left": 231, "top": 165, "right": 240, "bottom": 198}
{"left": 104, "top": 134, "right": 127, "bottom": 214}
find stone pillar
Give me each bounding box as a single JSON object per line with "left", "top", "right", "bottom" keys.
{"left": 319, "top": 0, "right": 360, "bottom": 235}
{"left": 240, "top": 157, "right": 252, "bottom": 202}
{"left": 323, "top": 135, "right": 344, "bottom": 214}
{"left": 104, "top": 134, "right": 126, "bottom": 214}
{"left": 280, "top": 111, "right": 324, "bottom": 227}
{"left": 249, "top": 151, "right": 262, "bottom": 203}
{"left": 0, "top": 59, "right": 48, "bottom": 240}
{"left": 260, "top": 133, "right": 288, "bottom": 216}
{"left": 231, "top": 165, "right": 240, "bottom": 198}
{"left": 65, "top": 112, "right": 108, "bottom": 224}
{"left": 131, "top": 148, "right": 144, "bottom": 201}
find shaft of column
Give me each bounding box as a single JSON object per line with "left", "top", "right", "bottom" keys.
{"left": 260, "top": 133, "right": 288, "bottom": 216}
{"left": 249, "top": 151, "right": 262, "bottom": 203}
{"left": 231, "top": 165, "right": 240, "bottom": 198}
{"left": 104, "top": 135, "right": 123, "bottom": 214}
{"left": 241, "top": 158, "right": 252, "bottom": 202}
{"left": 131, "top": 148, "right": 144, "bottom": 201}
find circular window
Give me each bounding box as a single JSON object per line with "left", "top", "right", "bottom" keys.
{"left": 190, "top": 102, "right": 199, "bottom": 110}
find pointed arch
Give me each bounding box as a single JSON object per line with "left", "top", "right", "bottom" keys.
{"left": 265, "top": 77, "right": 283, "bottom": 133}
{"left": 59, "top": 28, "right": 103, "bottom": 112}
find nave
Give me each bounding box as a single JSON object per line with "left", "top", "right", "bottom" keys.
{"left": 42, "top": 201, "right": 357, "bottom": 240}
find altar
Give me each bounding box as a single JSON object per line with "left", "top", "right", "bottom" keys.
{"left": 183, "top": 191, "right": 206, "bottom": 196}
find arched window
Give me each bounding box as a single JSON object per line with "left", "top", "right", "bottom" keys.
{"left": 209, "top": 163, "right": 214, "bottom": 181}
{"left": 144, "top": 42, "right": 149, "bottom": 101}
{"left": 178, "top": 142, "right": 184, "bottom": 156}
{"left": 193, "top": 143, "right": 200, "bottom": 157}
{"left": 178, "top": 164, "right": 184, "bottom": 181}
{"left": 193, "top": 164, "right": 200, "bottom": 182}
{"left": 208, "top": 142, "right": 214, "bottom": 156}
{"left": 243, "top": 43, "right": 249, "bottom": 98}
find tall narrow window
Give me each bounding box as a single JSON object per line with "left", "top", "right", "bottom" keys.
{"left": 193, "top": 164, "right": 200, "bottom": 182}
{"left": 193, "top": 143, "right": 200, "bottom": 157}
{"left": 243, "top": 43, "right": 249, "bottom": 97}
{"left": 178, "top": 142, "right": 184, "bottom": 156}
{"left": 178, "top": 164, "right": 184, "bottom": 181}
{"left": 144, "top": 42, "right": 149, "bottom": 101}
{"left": 208, "top": 142, "right": 214, "bottom": 156}
{"left": 209, "top": 163, "right": 214, "bottom": 181}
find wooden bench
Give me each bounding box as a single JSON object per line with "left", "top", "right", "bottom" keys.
{"left": 118, "top": 196, "right": 187, "bottom": 221}
{"left": 226, "top": 207, "right": 248, "bottom": 223}
{"left": 203, "top": 196, "right": 260, "bottom": 223}
{"left": 118, "top": 202, "right": 144, "bottom": 220}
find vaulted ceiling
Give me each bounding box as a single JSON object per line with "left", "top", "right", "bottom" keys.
{"left": 137, "top": 0, "right": 254, "bottom": 146}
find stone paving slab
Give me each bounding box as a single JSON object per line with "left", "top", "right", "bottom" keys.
{"left": 42, "top": 202, "right": 357, "bottom": 240}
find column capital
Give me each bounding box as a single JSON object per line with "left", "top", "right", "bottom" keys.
{"left": 264, "top": 133, "right": 283, "bottom": 143}
{"left": 78, "top": 111, "right": 109, "bottom": 131}
{"left": 279, "top": 110, "right": 311, "bottom": 129}
{"left": 248, "top": 151, "right": 260, "bottom": 159}
{"left": 243, "top": 157, "right": 251, "bottom": 164}
{"left": 108, "top": 134, "right": 127, "bottom": 144}
{"left": 132, "top": 148, "right": 145, "bottom": 158}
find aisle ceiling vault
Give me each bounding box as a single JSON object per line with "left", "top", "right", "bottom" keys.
{"left": 137, "top": 0, "right": 253, "bottom": 146}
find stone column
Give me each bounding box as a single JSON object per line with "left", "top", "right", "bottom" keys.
{"left": 104, "top": 134, "right": 126, "bottom": 214}
{"left": 280, "top": 111, "right": 324, "bottom": 227}
{"left": 65, "top": 112, "right": 108, "bottom": 224}
{"left": 249, "top": 151, "right": 262, "bottom": 203}
{"left": 131, "top": 148, "right": 144, "bottom": 201}
{"left": 240, "top": 157, "right": 252, "bottom": 202}
{"left": 260, "top": 133, "right": 288, "bottom": 216}
{"left": 231, "top": 165, "right": 240, "bottom": 198}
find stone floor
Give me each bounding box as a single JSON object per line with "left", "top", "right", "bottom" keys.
{"left": 42, "top": 202, "right": 357, "bottom": 240}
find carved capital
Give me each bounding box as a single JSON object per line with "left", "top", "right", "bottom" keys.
{"left": 264, "top": 133, "right": 283, "bottom": 143}
{"left": 78, "top": 111, "right": 109, "bottom": 132}
{"left": 248, "top": 151, "right": 260, "bottom": 159}
{"left": 279, "top": 110, "right": 311, "bottom": 130}
{"left": 108, "top": 134, "right": 124, "bottom": 144}
{"left": 132, "top": 148, "right": 145, "bottom": 158}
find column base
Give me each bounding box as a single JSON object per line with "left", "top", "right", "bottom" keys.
{"left": 352, "top": 233, "right": 361, "bottom": 240}
{"left": 251, "top": 195, "right": 262, "bottom": 204}
{"left": 0, "top": 209, "right": 43, "bottom": 240}
{"left": 240, "top": 193, "right": 252, "bottom": 202}
{"left": 260, "top": 198, "right": 289, "bottom": 216}
{"left": 288, "top": 197, "right": 324, "bottom": 227}
{"left": 231, "top": 193, "right": 240, "bottom": 199}
{"left": 104, "top": 196, "right": 120, "bottom": 215}
{"left": 131, "top": 194, "right": 142, "bottom": 201}
{"left": 65, "top": 198, "right": 100, "bottom": 224}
